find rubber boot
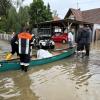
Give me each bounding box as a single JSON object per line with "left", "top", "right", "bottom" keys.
{"left": 24, "top": 66, "right": 28, "bottom": 72}
{"left": 21, "top": 65, "right": 24, "bottom": 71}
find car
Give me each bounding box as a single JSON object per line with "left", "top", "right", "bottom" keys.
{"left": 51, "top": 32, "right": 68, "bottom": 43}
{"left": 33, "top": 34, "right": 55, "bottom": 49}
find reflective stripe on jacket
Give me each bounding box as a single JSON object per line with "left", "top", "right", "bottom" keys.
{"left": 18, "top": 32, "right": 33, "bottom": 54}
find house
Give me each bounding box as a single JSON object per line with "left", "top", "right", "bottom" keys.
{"left": 64, "top": 8, "right": 100, "bottom": 41}
{"left": 36, "top": 8, "right": 100, "bottom": 42}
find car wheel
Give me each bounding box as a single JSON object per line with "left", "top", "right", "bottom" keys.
{"left": 39, "top": 43, "right": 42, "bottom": 48}
{"left": 51, "top": 45, "right": 55, "bottom": 49}
{"left": 62, "top": 40, "right": 66, "bottom": 44}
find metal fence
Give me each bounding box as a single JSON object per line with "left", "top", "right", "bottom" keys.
{"left": 0, "top": 33, "right": 12, "bottom": 41}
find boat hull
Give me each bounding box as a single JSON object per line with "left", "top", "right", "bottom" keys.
{"left": 0, "top": 48, "right": 75, "bottom": 72}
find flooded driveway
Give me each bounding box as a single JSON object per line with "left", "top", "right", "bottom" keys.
{"left": 0, "top": 40, "right": 100, "bottom": 100}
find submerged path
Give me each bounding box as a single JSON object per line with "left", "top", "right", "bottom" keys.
{"left": 0, "top": 40, "right": 11, "bottom": 52}
{"left": 0, "top": 40, "right": 100, "bottom": 100}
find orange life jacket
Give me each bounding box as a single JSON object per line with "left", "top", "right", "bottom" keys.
{"left": 18, "top": 32, "right": 32, "bottom": 40}
{"left": 18, "top": 32, "right": 33, "bottom": 54}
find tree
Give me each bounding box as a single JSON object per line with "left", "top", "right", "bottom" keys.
{"left": 46, "top": 3, "right": 52, "bottom": 20}
{"left": 0, "top": 0, "right": 28, "bottom": 33}
{"left": 0, "top": 0, "right": 13, "bottom": 32}
{"left": 6, "top": 5, "right": 29, "bottom": 33}
{"left": 0, "top": 16, "right": 7, "bottom": 32}
{"left": 18, "top": 6, "right": 30, "bottom": 28}
{"left": 29, "top": 0, "right": 53, "bottom": 28}
{"left": 11, "top": 0, "right": 25, "bottom": 9}
{"left": 0, "top": 0, "right": 11, "bottom": 17}
{"left": 52, "top": 10, "right": 58, "bottom": 17}
{"left": 7, "top": 6, "right": 19, "bottom": 32}
{"left": 0, "top": 0, "right": 12, "bottom": 32}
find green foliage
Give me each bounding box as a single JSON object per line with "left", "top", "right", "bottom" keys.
{"left": 0, "top": 0, "right": 28, "bottom": 33}
{"left": 7, "top": 6, "right": 19, "bottom": 32}
{"left": 18, "top": 6, "right": 30, "bottom": 27}
{"left": 46, "top": 3, "right": 52, "bottom": 20}
{"left": 11, "top": 0, "right": 25, "bottom": 9}
{"left": 0, "top": 0, "right": 53, "bottom": 33}
{"left": 0, "top": 5, "right": 30, "bottom": 33}
{"left": 0, "top": 0, "right": 12, "bottom": 32}
{"left": 29, "top": 0, "right": 53, "bottom": 28}
{"left": 0, "top": 0, "right": 11, "bottom": 17}
{"left": 0, "top": 16, "right": 7, "bottom": 32}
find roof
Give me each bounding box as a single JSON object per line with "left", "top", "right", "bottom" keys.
{"left": 53, "top": 16, "right": 61, "bottom": 21}
{"left": 71, "top": 8, "right": 83, "bottom": 21}
{"left": 64, "top": 8, "right": 100, "bottom": 24}
{"left": 64, "top": 8, "right": 83, "bottom": 21}
{"left": 82, "top": 8, "right": 100, "bottom": 24}
{"left": 38, "top": 19, "right": 92, "bottom": 27}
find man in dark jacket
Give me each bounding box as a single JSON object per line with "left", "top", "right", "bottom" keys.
{"left": 10, "top": 32, "right": 19, "bottom": 56}
{"left": 76, "top": 25, "right": 91, "bottom": 56}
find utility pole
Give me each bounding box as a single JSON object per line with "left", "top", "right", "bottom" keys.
{"left": 77, "top": 0, "right": 79, "bottom": 9}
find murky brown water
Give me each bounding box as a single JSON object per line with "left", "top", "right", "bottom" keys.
{"left": 0, "top": 40, "right": 100, "bottom": 100}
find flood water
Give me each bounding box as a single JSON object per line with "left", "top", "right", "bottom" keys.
{"left": 0, "top": 40, "right": 100, "bottom": 100}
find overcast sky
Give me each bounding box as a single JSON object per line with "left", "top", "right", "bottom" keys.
{"left": 23, "top": 0, "right": 100, "bottom": 18}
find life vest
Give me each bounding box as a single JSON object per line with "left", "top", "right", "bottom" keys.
{"left": 18, "top": 32, "right": 33, "bottom": 54}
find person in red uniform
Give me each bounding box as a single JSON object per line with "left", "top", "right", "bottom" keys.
{"left": 11, "top": 27, "right": 33, "bottom": 72}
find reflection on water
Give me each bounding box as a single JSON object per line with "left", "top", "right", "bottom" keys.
{"left": 29, "top": 64, "right": 76, "bottom": 100}
{"left": 0, "top": 71, "right": 38, "bottom": 100}
{"left": 0, "top": 40, "right": 100, "bottom": 100}
{"left": 72, "top": 58, "right": 91, "bottom": 84}
{"left": 28, "top": 55, "right": 100, "bottom": 100}
{"left": 0, "top": 77, "right": 20, "bottom": 100}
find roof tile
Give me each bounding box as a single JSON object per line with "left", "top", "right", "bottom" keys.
{"left": 65, "top": 8, "right": 100, "bottom": 24}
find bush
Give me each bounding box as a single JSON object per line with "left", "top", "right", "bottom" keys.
{"left": 0, "top": 30, "right": 5, "bottom": 33}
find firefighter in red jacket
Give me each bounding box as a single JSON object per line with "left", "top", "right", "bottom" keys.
{"left": 11, "top": 27, "right": 33, "bottom": 72}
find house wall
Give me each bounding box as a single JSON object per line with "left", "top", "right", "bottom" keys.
{"left": 96, "top": 29, "right": 100, "bottom": 40}
{"left": 93, "top": 24, "right": 100, "bottom": 42}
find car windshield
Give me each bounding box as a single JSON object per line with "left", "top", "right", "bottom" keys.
{"left": 39, "top": 34, "right": 51, "bottom": 40}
